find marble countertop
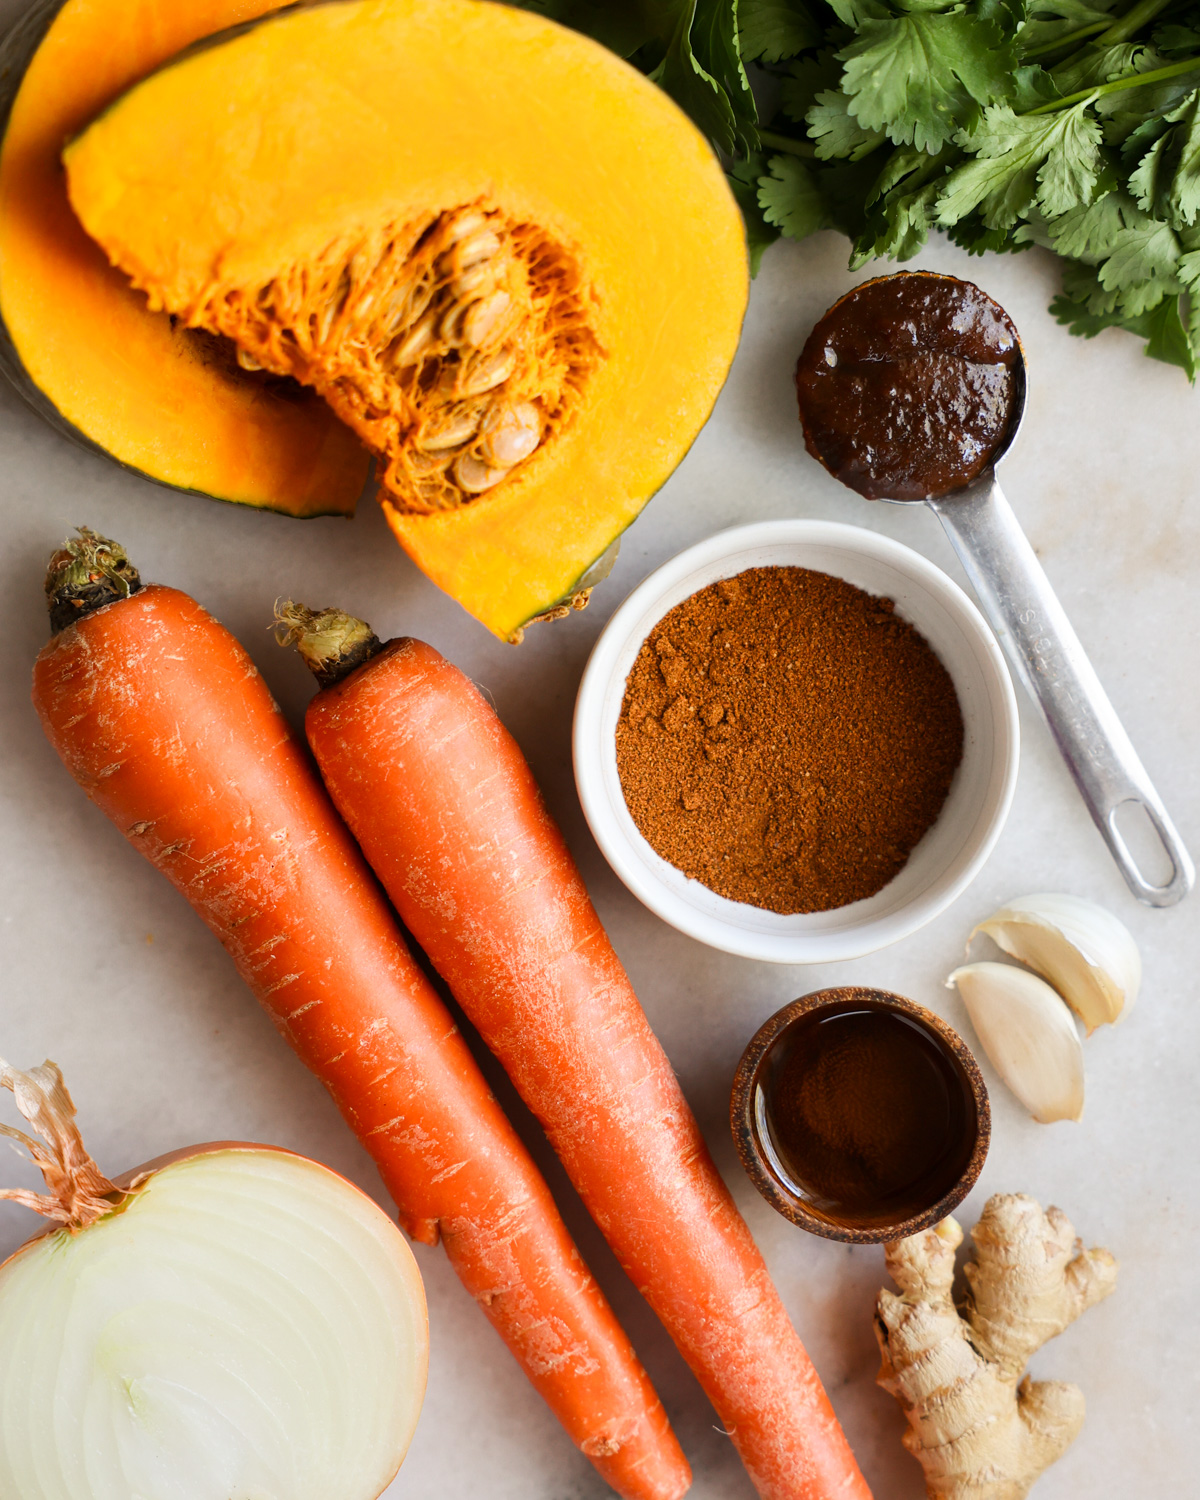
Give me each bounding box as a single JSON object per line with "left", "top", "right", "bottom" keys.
{"left": 2, "top": 98, "right": 1197, "bottom": 1499}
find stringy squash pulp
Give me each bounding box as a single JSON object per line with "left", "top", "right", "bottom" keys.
{"left": 0, "top": 0, "right": 368, "bottom": 516}
{"left": 63, "top": 0, "right": 749, "bottom": 639}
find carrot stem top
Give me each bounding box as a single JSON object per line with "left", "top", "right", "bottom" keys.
{"left": 45, "top": 527, "right": 141, "bottom": 634}
{"left": 274, "top": 600, "right": 383, "bottom": 687}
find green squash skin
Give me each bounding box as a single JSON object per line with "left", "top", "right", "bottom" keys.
{"left": 0, "top": 1, "right": 98, "bottom": 459}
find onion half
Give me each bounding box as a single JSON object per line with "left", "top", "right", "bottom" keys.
{"left": 0, "top": 1059, "right": 427, "bottom": 1500}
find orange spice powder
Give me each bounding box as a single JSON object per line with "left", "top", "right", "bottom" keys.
{"left": 614, "top": 565, "right": 964, "bottom": 914}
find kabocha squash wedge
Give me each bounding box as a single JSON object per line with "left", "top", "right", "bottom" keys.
{"left": 63, "top": 0, "right": 749, "bottom": 639}
{"left": 0, "top": 0, "right": 368, "bottom": 517}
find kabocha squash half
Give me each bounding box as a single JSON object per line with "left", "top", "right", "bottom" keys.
{"left": 0, "top": 0, "right": 368, "bottom": 516}
{"left": 63, "top": 0, "right": 749, "bottom": 640}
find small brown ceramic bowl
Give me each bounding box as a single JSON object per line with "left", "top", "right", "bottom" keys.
{"left": 731, "top": 986, "right": 989, "bottom": 1244}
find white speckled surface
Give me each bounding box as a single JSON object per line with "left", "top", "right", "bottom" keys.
{"left": 2, "top": 26, "right": 1197, "bottom": 1495}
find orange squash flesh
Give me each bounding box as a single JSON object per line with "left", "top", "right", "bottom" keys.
{"left": 62, "top": 0, "right": 749, "bottom": 637}
{"left": 0, "top": 0, "right": 369, "bottom": 516}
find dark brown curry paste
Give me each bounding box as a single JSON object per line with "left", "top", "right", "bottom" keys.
{"left": 795, "top": 272, "right": 1021, "bottom": 501}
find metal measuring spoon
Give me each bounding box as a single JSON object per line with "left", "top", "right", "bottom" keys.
{"left": 798, "top": 274, "right": 1193, "bottom": 907}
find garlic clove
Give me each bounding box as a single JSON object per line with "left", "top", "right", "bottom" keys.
{"left": 948, "top": 962, "right": 1085, "bottom": 1124}
{"left": 971, "top": 893, "right": 1140, "bottom": 1034}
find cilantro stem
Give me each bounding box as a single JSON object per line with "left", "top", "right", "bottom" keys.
{"left": 1021, "top": 22, "right": 1109, "bottom": 61}
{"left": 1023, "top": 55, "right": 1200, "bottom": 114}
{"left": 1021, "top": 0, "right": 1174, "bottom": 63}
{"left": 888, "top": 143, "right": 958, "bottom": 197}
{"left": 1095, "top": 0, "right": 1174, "bottom": 46}
{"left": 759, "top": 129, "right": 816, "bottom": 158}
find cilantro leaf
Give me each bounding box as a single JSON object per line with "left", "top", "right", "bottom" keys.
{"left": 1097, "top": 219, "right": 1183, "bottom": 312}
{"left": 1037, "top": 111, "right": 1107, "bottom": 214}
{"left": 739, "top": 0, "right": 822, "bottom": 62}
{"left": 1129, "top": 90, "right": 1200, "bottom": 227}
{"left": 851, "top": 180, "right": 941, "bottom": 264}
{"left": 1180, "top": 246, "right": 1200, "bottom": 286}
{"left": 1021, "top": 0, "right": 1116, "bottom": 22}
{"left": 849, "top": 141, "right": 960, "bottom": 263}
{"left": 808, "top": 89, "right": 889, "bottom": 158}
{"left": 523, "top": 0, "right": 1200, "bottom": 378}
{"left": 1047, "top": 190, "right": 1138, "bottom": 260}
{"left": 1009, "top": 64, "right": 1061, "bottom": 112}
{"left": 946, "top": 210, "right": 1033, "bottom": 252}
{"left": 819, "top": 154, "right": 889, "bottom": 236}
{"left": 868, "top": 142, "right": 949, "bottom": 200}
{"left": 1049, "top": 293, "right": 1125, "bottom": 335}
{"left": 780, "top": 51, "right": 845, "bottom": 123}
{"left": 651, "top": 1, "right": 742, "bottom": 155}
{"left": 1052, "top": 273, "right": 1195, "bottom": 377}
{"left": 729, "top": 154, "right": 782, "bottom": 272}
{"left": 691, "top": 0, "right": 760, "bottom": 153}
{"left": 839, "top": 11, "right": 1018, "bottom": 155}
{"left": 1185, "top": 253, "right": 1200, "bottom": 368}
{"left": 1153, "top": 23, "right": 1200, "bottom": 59}
{"left": 1056, "top": 256, "right": 1120, "bottom": 315}
{"left": 1050, "top": 42, "right": 1164, "bottom": 97}
{"left": 1017, "top": 0, "right": 1118, "bottom": 59}
{"left": 1095, "top": 61, "right": 1200, "bottom": 147}
{"left": 1142, "top": 291, "right": 1196, "bottom": 374}
{"left": 893, "top": 0, "right": 967, "bottom": 13}
{"left": 528, "top": 0, "right": 759, "bottom": 157}
{"left": 935, "top": 99, "right": 1103, "bottom": 228}
{"left": 758, "top": 152, "right": 831, "bottom": 237}
{"left": 825, "top": 0, "right": 892, "bottom": 27}
{"left": 976, "top": 0, "right": 1028, "bottom": 23}
{"left": 1121, "top": 111, "right": 1171, "bottom": 168}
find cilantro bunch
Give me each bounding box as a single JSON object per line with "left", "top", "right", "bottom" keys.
{"left": 516, "top": 0, "right": 1200, "bottom": 378}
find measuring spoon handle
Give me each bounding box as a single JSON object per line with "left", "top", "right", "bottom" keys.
{"left": 929, "top": 475, "right": 1193, "bottom": 907}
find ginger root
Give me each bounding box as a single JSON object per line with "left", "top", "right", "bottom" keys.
{"left": 875, "top": 1193, "right": 1118, "bottom": 1499}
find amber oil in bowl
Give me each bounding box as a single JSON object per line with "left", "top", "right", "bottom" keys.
{"left": 731, "top": 987, "right": 989, "bottom": 1243}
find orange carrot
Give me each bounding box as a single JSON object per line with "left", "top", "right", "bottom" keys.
{"left": 31, "top": 537, "right": 690, "bottom": 1500}
{"left": 288, "top": 619, "right": 872, "bottom": 1500}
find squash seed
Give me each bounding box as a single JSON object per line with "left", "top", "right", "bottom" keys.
{"left": 450, "top": 263, "right": 495, "bottom": 300}
{"left": 440, "top": 232, "right": 501, "bottom": 279}
{"left": 385, "top": 279, "right": 433, "bottom": 336}
{"left": 480, "top": 402, "right": 540, "bottom": 466}
{"left": 417, "top": 403, "right": 484, "bottom": 452}
{"left": 454, "top": 453, "right": 510, "bottom": 492}
{"left": 314, "top": 269, "right": 350, "bottom": 345}
{"left": 445, "top": 212, "right": 488, "bottom": 245}
{"left": 463, "top": 291, "right": 512, "bottom": 348}
{"left": 393, "top": 310, "right": 439, "bottom": 365}
{"left": 459, "top": 347, "right": 516, "bottom": 397}
{"left": 152, "top": 201, "right": 602, "bottom": 514}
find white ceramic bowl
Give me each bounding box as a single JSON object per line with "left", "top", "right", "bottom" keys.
{"left": 573, "top": 521, "right": 1020, "bottom": 963}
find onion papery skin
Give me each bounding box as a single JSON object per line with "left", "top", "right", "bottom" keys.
{"left": 0, "top": 1144, "right": 428, "bottom": 1500}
